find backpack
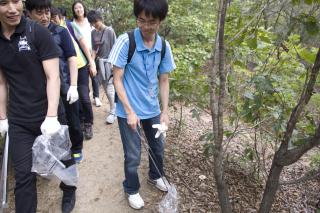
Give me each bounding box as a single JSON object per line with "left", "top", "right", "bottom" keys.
{"left": 114, "top": 30, "right": 166, "bottom": 103}
{"left": 48, "top": 23, "right": 70, "bottom": 94}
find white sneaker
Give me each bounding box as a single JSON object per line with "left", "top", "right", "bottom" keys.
{"left": 106, "top": 113, "right": 116, "bottom": 124}
{"left": 128, "top": 193, "right": 144, "bottom": 210}
{"left": 148, "top": 177, "right": 169, "bottom": 192}
{"left": 94, "top": 97, "right": 102, "bottom": 107}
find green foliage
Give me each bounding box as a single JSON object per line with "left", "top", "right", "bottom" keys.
{"left": 310, "top": 152, "right": 320, "bottom": 169}
{"left": 168, "top": 0, "right": 215, "bottom": 108}
{"left": 52, "top": 0, "right": 320, "bottom": 152}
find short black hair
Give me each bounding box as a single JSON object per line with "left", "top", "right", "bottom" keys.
{"left": 50, "top": 6, "right": 60, "bottom": 17}
{"left": 58, "top": 7, "right": 67, "bottom": 17}
{"left": 87, "top": 10, "right": 103, "bottom": 24}
{"left": 25, "top": 0, "right": 51, "bottom": 11}
{"left": 133, "top": 0, "right": 168, "bottom": 21}
{"left": 72, "top": 1, "right": 87, "bottom": 19}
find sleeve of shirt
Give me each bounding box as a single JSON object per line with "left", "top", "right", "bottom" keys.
{"left": 60, "top": 28, "right": 76, "bottom": 58}
{"left": 107, "top": 33, "right": 129, "bottom": 69}
{"left": 34, "top": 24, "right": 60, "bottom": 61}
{"left": 159, "top": 41, "right": 176, "bottom": 74}
{"left": 109, "top": 28, "right": 116, "bottom": 48}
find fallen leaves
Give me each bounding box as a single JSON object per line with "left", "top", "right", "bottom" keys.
{"left": 165, "top": 106, "right": 320, "bottom": 212}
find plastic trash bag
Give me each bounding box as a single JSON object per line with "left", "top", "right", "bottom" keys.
{"left": 158, "top": 184, "right": 179, "bottom": 213}
{"left": 31, "top": 125, "right": 78, "bottom": 186}
{"left": 0, "top": 134, "right": 9, "bottom": 213}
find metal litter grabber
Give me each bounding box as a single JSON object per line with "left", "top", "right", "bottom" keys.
{"left": 137, "top": 124, "right": 179, "bottom": 213}
{"left": 0, "top": 133, "right": 9, "bottom": 213}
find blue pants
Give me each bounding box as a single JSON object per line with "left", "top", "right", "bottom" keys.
{"left": 78, "top": 66, "right": 93, "bottom": 124}
{"left": 8, "top": 121, "right": 76, "bottom": 213}
{"left": 117, "top": 114, "right": 165, "bottom": 195}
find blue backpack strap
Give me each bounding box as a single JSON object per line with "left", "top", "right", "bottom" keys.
{"left": 66, "top": 21, "right": 76, "bottom": 42}
{"left": 127, "top": 30, "right": 166, "bottom": 64}
{"left": 127, "top": 30, "right": 136, "bottom": 64}
{"left": 160, "top": 37, "right": 166, "bottom": 60}
{"left": 115, "top": 32, "right": 166, "bottom": 103}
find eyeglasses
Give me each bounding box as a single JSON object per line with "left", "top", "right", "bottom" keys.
{"left": 136, "top": 18, "right": 159, "bottom": 28}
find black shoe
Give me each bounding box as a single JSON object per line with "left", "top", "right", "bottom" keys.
{"left": 62, "top": 191, "right": 76, "bottom": 213}
{"left": 84, "top": 123, "right": 93, "bottom": 140}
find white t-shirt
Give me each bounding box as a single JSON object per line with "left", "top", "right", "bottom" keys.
{"left": 73, "top": 18, "right": 93, "bottom": 51}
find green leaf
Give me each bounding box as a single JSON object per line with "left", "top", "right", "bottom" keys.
{"left": 246, "top": 33, "right": 258, "bottom": 49}
{"left": 304, "top": 16, "right": 320, "bottom": 35}
{"left": 298, "top": 48, "right": 317, "bottom": 64}
{"left": 304, "top": 0, "right": 313, "bottom": 4}
{"left": 244, "top": 147, "right": 255, "bottom": 161}
{"left": 234, "top": 60, "right": 246, "bottom": 68}
{"left": 224, "top": 130, "right": 233, "bottom": 138}
{"left": 190, "top": 108, "right": 201, "bottom": 120}
{"left": 292, "top": 0, "right": 300, "bottom": 5}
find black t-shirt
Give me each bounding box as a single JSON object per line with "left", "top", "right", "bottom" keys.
{"left": 0, "top": 17, "right": 60, "bottom": 123}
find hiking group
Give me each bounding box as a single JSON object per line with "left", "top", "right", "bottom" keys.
{"left": 0, "top": 0, "right": 175, "bottom": 212}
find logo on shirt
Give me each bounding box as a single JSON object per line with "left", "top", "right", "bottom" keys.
{"left": 18, "top": 36, "right": 31, "bottom": 52}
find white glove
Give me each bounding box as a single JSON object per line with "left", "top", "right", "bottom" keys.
{"left": 0, "top": 119, "right": 8, "bottom": 137}
{"left": 152, "top": 122, "right": 168, "bottom": 138}
{"left": 40, "top": 116, "right": 61, "bottom": 136}
{"left": 67, "top": 85, "right": 79, "bottom": 104}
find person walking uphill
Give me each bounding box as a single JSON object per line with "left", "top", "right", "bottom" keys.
{"left": 108, "top": 0, "right": 176, "bottom": 210}
{"left": 87, "top": 10, "right": 117, "bottom": 124}
{"left": 26, "top": 0, "right": 84, "bottom": 166}
{"left": 0, "top": 0, "right": 75, "bottom": 213}
{"left": 71, "top": 1, "right": 97, "bottom": 140}
{"left": 72, "top": 1, "right": 101, "bottom": 109}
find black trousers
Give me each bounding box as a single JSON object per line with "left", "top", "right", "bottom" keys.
{"left": 60, "top": 94, "right": 83, "bottom": 154}
{"left": 8, "top": 121, "right": 76, "bottom": 213}
{"left": 78, "top": 66, "right": 93, "bottom": 124}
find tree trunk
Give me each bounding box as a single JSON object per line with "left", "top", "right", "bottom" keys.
{"left": 258, "top": 48, "right": 320, "bottom": 212}
{"left": 258, "top": 157, "right": 283, "bottom": 213}
{"left": 210, "top": 0, "right": 232, "bottom": 212}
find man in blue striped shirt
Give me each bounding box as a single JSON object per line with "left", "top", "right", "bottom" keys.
{"left": 108, "top": 0, "right": 176, "bottom": 210}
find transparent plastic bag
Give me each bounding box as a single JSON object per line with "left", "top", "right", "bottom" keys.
{"left": 53, "top": 164, "right": 78, "bottom": 186}
{"left": 32, "top": 125, "right": 78, "bottom": 186}
{"left": 158, "top": 184, "right": 179, "bottom": 213}
{"left": 0, "top": 134, "right": 9, "bottom": 212}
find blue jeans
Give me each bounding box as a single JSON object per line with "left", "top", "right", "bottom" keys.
{"left": 117, "top": 114, "right": 165, "bottom": 195}
{"left": 78, "top": 66, "right": 93, "bottom": 124}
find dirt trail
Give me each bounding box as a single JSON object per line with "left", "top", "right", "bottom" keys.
{"left": 7, "top": 95, "right": 165, "bottom": 213}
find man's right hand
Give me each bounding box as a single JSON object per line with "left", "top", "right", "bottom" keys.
{"left": 0, "top": 118, "right": 8, "bottom": 137}
{"left": 127, "top": 112, "right": 139, "bottom": 130}
{"left": 40, "top": 116, "right": 61, "bottom": 136}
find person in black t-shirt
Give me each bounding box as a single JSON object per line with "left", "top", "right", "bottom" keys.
{"left": 27, "top": 2, "right": 84, "bottom": 168}
{"left": 0, "top": 0, "right": 73, "bottom": 212}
